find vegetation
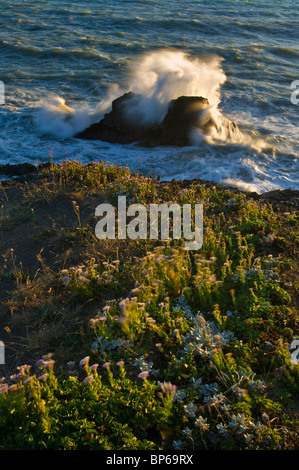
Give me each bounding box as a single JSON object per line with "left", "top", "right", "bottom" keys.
{"left": 0, "top": 159, "right": 298, "bottom": 450}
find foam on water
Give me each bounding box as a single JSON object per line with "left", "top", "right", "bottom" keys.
{"left": 34, "top": 49, "right": 268, "bottom": 154}
{"left": 0, "top": 0, "right": 298, "bottom": 194}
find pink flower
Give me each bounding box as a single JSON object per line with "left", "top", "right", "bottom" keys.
{"left": 160, "top": 382, "right": 177, "bottom": 395}
{"left": 84, "top": 376, "right": 93, "bottom": 384}
{"left": 38, "top": 373, "right": 49, "bottom": 382}
{"left": 24, "top": 376, "right": 35, "bottom": 385}
{"left": 0, "top": 384, "right": 8, "bottom": 394}
{"left": 43, "top": 360, "right": 55, "bottom": 370}
{"left": 102, "top": 362, "right": 111, "bottom": 369}
{"left": 79, "top": 356, "right": 90, "bottom": 367}
{"left": 138, "top": 371, "right": 149, "bottom": 380}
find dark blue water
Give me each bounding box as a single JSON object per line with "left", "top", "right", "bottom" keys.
{"left": 0, "top": 0, "right": 298, "bottom": 192}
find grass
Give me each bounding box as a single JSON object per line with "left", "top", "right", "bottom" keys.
{"left": 0, "top": 159, "right": 298, "bottom": 450}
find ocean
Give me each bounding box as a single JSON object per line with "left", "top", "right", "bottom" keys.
{"left": 0, "top": 0, "right": 298, "bottom": 193}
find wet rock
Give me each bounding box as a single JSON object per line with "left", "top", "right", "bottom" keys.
{"left": 76, "top": 92, "right": 212, "bottom": 147}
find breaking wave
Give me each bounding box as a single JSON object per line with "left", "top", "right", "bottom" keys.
{"left": 35, "top": 49, "right": 266, "bottom": 151}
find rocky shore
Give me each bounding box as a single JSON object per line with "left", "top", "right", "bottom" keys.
{"left": 1, "top": 160, "right": 298, "bottom": 208}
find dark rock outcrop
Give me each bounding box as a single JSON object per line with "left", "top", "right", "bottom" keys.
{"left": 0, "top": 162, "right": 52, "bottom": 184}
{"left": 76, "top": 92, "right": 213, "bottom": 147}
{"left": 0, "top": 163, "right": 38, "bottom": 177}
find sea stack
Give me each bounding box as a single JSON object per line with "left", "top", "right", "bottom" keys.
{"left": 76, "top": 92, "right": 214, "bottom": 147}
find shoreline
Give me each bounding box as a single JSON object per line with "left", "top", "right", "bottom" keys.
{"left": 1, "top": 161, "right": 298, "bottom": 204}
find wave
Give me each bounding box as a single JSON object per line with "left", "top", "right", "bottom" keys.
{"left": 34, "top": 48, "right": 266, "bottom": 151}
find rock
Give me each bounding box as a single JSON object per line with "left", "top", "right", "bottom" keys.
{"left": 158, "top": 95, "right": 210, "bottom": 146}
{"left": 77, "top": 92, "right": 142, "bottom": 144}
{"left": 0, "top": 162, "right": 38, "bottom": 177}
{"left": 261, "top": 189, "right": 299, "bottom": 209}
{"left": 76, "top": 92, "right": 213, "bottom": 147}
{"left": 0, "top": 162, "right": 52, "bottom": 184}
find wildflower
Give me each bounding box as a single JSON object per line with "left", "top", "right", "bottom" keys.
{"left": 184, "top": 401, "right": 197, "bottom": 418}
{"left": 182, "top": 427, "right": 193, "bottom": 438}
{"left": 90, "top": 364, "right": 99, "bottom": 371}
{"left": 35, "top": 359, "right": 45, "bottom": 369}
{"left": 17, "top": 364, "right": 31, "bottom": 374}
{"left": 42, "top": 353, "right": 53, "bottom": 360}
{"left": 172, "top": 440, "right": 183, "bottom": 450}
{"left": 77, "top": 276, "right": 90, "bottom": 284}
{"left": 38, "top": 373, "right": 49, "bottom": 382}
{"left": 195, "top": 416, "right": 210, "bottom": 431}
{"left": 89, "top": 318, "right": 100, "bottom": 328}
{"left": 228, "top": 418, "right": 238, "bottom": 430}
{"left": 0, "top": 384, "right": 8, "bottom": 394}
{"left": 130, "top": 287, "right": 141, "bottom": 294}
{"left": 119, "top": 314, "right": 128, "bottom": 324}
{"left": 220, "top": 403, "right": 231, "bottom": 415}
{"left": 119, "top": 299, "right": 129, "bottom": 313}
{"left": 79, "top": 356, "right": 90, "bottom": 367}
{"left": 10, "top": 374, "right": 21, "bottom": 383}
{"left": 98, "top": 316, "right": 107, "bottom": 322}
{"left": 102, "top": 362, "right": 111, "bottom": 369}
{"left": 216, "top": 422, "right": 228, "bottom": 436}
{"left": 42, "top": 360, "right": 55, "bottom": 370}
{"left": 190, "top": 377, "right": 202, "bottom": 389}
{"left": 116, "top": 361, "right": 125, "bottom": 367}
{"left": 83, "top": 376, "right": 93, "bottom": 384}
{"left": 24, "top": 375, "right": 35, "bottom": 385}
{"left": 138, "top": 371, "right": 149, "bottom": 380}
{"left": 173, "top": 388, "right": 186, "bottom": 403}
{"left": 8, "top": 384, "right": 19, "bottom": 393}
{"left": 160, "top": 382, "right": 177, "bottom": 395}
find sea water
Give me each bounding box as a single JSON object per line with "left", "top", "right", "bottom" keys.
{"left": 0, "top": 0, "right": 298, "bottom": 193}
